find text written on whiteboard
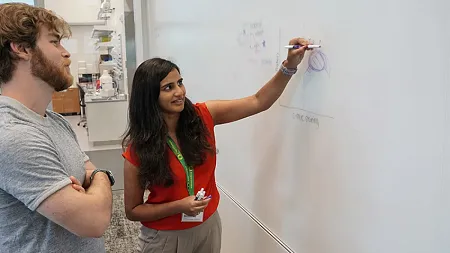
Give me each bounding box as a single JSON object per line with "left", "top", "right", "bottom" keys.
{"left": 292, "top": 112, "right": 320, "bottom": 128}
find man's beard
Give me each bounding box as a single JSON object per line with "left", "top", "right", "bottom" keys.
{"left": 30, "top": 47, "right": 73, "bottom": 92}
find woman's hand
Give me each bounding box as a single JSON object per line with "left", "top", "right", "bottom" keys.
{"left": 178, "top": 195, "right": 211, "bottom": 216}
{"left": 284, "top": 37, "right": 311, "bottom": 69}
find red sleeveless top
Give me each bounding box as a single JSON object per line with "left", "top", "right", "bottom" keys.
{"left": 122, "top": 102, "right": 220, "bottom": 230}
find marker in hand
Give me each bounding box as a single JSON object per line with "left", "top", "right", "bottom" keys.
{"left": 285, "top": 44, "right": 321, "bottom": 49}
{"left": 194, "top": 188, "right": 206, "bottom": 201}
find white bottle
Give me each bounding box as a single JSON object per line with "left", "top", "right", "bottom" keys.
{"left": 101, "top": 0, "right": 111, "bottom": 11}
{"left": 100, "top": 70, "right": 113, "bottom": 90}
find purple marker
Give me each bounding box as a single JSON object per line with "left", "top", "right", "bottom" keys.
{"left": 285, "top": 44, "right": 321, "bottom": 49}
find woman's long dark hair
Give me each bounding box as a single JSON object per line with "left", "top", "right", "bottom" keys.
{"left": 122, "top": 58, "right": 213, "bottom": 189}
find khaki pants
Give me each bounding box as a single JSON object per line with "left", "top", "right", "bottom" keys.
{"left": 137, "top": 211, "right": 222, "bottom": 253}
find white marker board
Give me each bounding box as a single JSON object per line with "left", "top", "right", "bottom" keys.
{"left": 142, "top": 0, "right": 450, "bottom": 252}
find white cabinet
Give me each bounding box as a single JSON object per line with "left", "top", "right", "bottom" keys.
{"left": 85, "top": 98, "right": 128, "bottom": 143}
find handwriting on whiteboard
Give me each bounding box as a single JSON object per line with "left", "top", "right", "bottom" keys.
{"left": 246, "top": 58, "right": 273, "bottom": 67}
{"left": 237, "top": 21, "right": 267, "bottom": 54}
{"left": 292, "top": 112, "right": 320, "bottom": 128}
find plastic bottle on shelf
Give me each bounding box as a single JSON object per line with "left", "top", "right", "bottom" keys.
{"left": 99, "top": 70, "right": 115, "bottom": 97}
{"left": 99, "top": 70, "right": 113, "bottom": 90}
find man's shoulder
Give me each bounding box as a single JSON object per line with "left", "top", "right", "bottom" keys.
{"left": 46, "top": 110, "right": 76, "bottom": 134}
{"left": 46, "top": 110, "right": 70, "bottom": 125}
{"left": 46, "top": 109, "right": 65, "bottom": 120}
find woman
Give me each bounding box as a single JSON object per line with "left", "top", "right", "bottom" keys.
{"left": 122, "top": 37, "right": 311, "bottom": 253}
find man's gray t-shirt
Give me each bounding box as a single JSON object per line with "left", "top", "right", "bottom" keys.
{"left": 0, "top": 96, "right": 105, "bottom": 252}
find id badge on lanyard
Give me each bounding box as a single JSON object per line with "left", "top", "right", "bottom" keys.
{"left": 167, "top": 137, "right": 203, "bottom": 222}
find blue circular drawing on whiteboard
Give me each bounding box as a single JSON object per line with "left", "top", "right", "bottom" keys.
{"left": 306, "top": 50, "right": 329, "bottom": 74}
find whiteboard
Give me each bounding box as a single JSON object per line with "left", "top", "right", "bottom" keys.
{"left": 143, "top": 0, "right": 450, "bottom": 252}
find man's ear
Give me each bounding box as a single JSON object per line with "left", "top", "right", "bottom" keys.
{"left": 9, "top": 42, "right": 32, "bottom": 61}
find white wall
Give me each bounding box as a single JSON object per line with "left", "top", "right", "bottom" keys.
{"left": 0, "top": 0, "right": 35, "bottom": 4}
{"left": 43, "top": 0, "right": 125, "bottom": 27}
{"left": 132, "top": 0, "right": 147, "bottom": 66}
{"left": 44, "top": 0, "right": 103, "bottom": 25}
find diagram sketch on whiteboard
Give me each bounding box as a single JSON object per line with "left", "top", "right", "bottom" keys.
{"left": 305, "top": 49, "right": 330, "bottom": 76}
{"left": 237, "top": 21, "right": 267, "bottom": 54}
{"left": 236, "top": 21, "right": 279, "bottom": 68}
{"left": 278, "top": 35, "right": 333, "bottom": 118}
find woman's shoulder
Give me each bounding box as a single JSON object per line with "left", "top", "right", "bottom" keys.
{"left": 122, "top": 143, "right": 140, "bottom": 167}
{"left": 194, "top": 102, "right": 214, "bottom": 126}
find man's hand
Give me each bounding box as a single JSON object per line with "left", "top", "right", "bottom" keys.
{"left": 83, "top": 161, "right": 97, "bottom": 189}
{"left": 70, "top": 176, "right": 86, "bottom": 193}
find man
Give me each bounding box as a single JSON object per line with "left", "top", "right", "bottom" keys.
{"left": 0, "top": 3, "right": 114, "bottom": 252}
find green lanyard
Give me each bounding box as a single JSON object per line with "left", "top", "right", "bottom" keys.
{"left": 167, "top": 136, "right": 195, "bottom": 195}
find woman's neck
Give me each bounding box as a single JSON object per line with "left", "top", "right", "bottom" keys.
{"left": 163, "top": 112, "right": 180, "bottom": 136}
